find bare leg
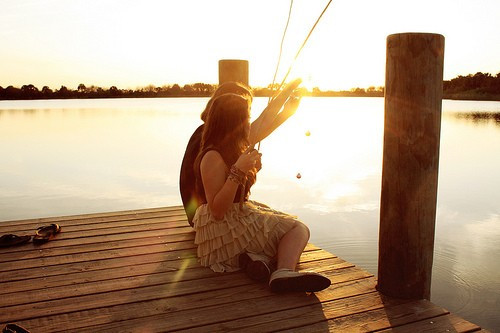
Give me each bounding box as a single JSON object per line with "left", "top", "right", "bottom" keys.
{"left": 239, "top": 220, "right": 308, "bottom": 283}
{"left": 276, "top": 222, "right": 310, "bottom": 270}
{"left": 270, "top": 221, "right": 330, "bottom": 293}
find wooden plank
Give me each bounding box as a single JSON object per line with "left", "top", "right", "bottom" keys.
{"left": 1, "top": 222, "right": 323, "bottom": 255}
{"left": 315, "top": 264, "right": 372, "bottom": 281}
{"left": 0, "top": 206, "right": 184, "bottom": 227}
{"left": 0, "top": 253, "right": 199, "bottom": 295}
{"left": 0, "top": 245, "right": 325, "bottom": 294}
{"left": 0, "top": 269, "right": 249, "bottom": 324}
{"left": 0, "top": 251, "right": 339, "bottom": 306}
{"left": 0, "top": 234, "right": 196, "bottom": 263}
{"left": 71, "top": 282, "right": 385, "bottom": 333}
{"left": 0, "top": 243, "right": 316, "bottom": 283}
{"left": 281, "top": 299, "right": 449, "bottom": 332}
{"left": 2, "top": 227, "right": 194, "bottom": 256}
{"left": 6, "top": 221, "right": 193, "bottom": 240}
{"left": 0, "top": 213, "right": 189, "bottom": 235}
{"left": 11, "top": 277, "right": 376, "bottom": 333}
{"left": 1, "top": 260, "right": 210, "bottom": 309}
{"left": 299, "top": 249, "right": 336, "bottom": 262}
{"left": 180, "top": 291, "right": 406, "bottom": 333}
{"left": 2, "top": 257, "right": 347, "bottom": 310}
{"left": 0, "top": 241, "right": 198, "bottom": 271}
{"left": 0, "top": 259, "right": 360, "bottom": 324}
{"left": 377, "top": 313, "right": 481, "bottom": 332}
{"left": 0, "top": 247, "right": 195, "bottom": 282}
{"left": 0, "top": 207, "right": 185, "bottom": 228}
{"left": 0, "top": 225, "right": 195, "bottom": 255}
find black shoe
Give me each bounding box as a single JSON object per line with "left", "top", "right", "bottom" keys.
{"left": 3, "top": 323, "right": 31, "bottom": 333}
{"left": 0, "top": 234, "right": 31, "bottom": 248}
{"left": 239, "top": 252, "right": 272, "bottom": 283}
{"left": 269, "top": 268, "right": 331, "bottom": 293}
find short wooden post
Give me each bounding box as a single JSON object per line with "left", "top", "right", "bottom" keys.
{"left": 377, "top": 33, "right": 445, "bottom": 300}
{"left": 218, "top": 59, "right": 249, "bottom": 86}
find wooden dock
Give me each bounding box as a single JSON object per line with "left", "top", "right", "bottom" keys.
{"left": 0, "top": 206, "right": 486, "bottom": 332}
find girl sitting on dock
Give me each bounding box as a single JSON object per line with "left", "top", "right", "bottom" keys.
{"left": 192, "top": 92, "right": 331, "bottom": 293}
{"left": 180, "top": 79, "right": 302, "bottom": 227}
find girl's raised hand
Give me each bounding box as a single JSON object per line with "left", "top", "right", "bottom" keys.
{"left": 283, "top": 92, "right": 302, "bottom": 116}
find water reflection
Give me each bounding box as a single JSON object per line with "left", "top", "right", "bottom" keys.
{"left": 451, "top": 112, "right": 500, "bottom": 126}
{"left": 0, "top": 98, "right": 208, "bottom": 218}
{"left": 0, "top": 97, "right": 499, "bottom": 330}
{"left": 251, "top": 97, "right": 384, "bottom": 212}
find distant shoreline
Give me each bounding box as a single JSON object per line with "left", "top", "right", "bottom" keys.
{"left": 2, "top": 71, "right": 500, "bottom": 102}
{"left": 442, "top": 92, "right": 500, "bottom": 102}
{"left": 1, "top": 93, "right": 499, "bottom": 102}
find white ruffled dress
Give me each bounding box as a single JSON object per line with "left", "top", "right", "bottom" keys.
{"left": 192, "top": 200, "right": 299, "bottom": 272}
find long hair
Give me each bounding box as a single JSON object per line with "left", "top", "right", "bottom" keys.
{"left": 201, "top": 82, "right": 253, "bottom": 122}
{"left": 194, "top": 93, "right": 256, "bottom": 202}
{"left": 200, "top": 93, "right": 251, "bottom": 165}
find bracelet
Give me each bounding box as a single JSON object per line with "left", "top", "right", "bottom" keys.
{"left": 228, "top": 172, "right": 245, "bottom": 186}
{"left": 228, "top": 174, "right": 243, "bottom": 185}
{"left": 230, "top": 165, "right": 246, "bottom": 178}
{"left": 228, "top": 165, "right": 246, "bottom": 185}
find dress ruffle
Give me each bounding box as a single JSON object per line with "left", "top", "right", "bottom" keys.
{"left": 192, "top": 201, "right": 298, "bottom": 272}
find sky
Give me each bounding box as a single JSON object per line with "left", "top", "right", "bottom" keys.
{"left": 1, "top": 0, "right": 499, "bottom": 91}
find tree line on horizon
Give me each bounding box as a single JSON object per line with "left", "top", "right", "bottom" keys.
{"left": 0, "top": 82, "right": 384, "bottom": 100}
{"left": 1, "top": 72, "right": 499, "bottom": 101}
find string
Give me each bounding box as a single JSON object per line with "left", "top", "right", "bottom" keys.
{"left": 268, "top": 0, "right": 294, "bottom": 104}
{"left": 270, "top": 0, "right": 333, "bottom": 102}
{"left": 258, "top": 0, "right": 294, "bottom": 151}
{"left": 256, "top": 0, "right": 334, "bottom": 150}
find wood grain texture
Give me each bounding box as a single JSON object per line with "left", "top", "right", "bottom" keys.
{"left": 0, "top": 206, "right": 482, "bottom": 332}
{"left": 378, "top": 32, "right": 445, "bottom": 299}
{"left": 218, "top": 59, "right": 249, "bottom": 86}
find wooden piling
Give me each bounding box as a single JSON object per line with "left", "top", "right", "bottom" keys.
{"left": 377, "top": 33, "right": 445, "bottom": 300}
{"left": 218, "top": 59, "right": 249, "bottom": 86}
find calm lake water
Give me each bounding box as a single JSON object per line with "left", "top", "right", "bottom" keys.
{"left": 1, "top": 97, "right": 499, "bottom": 331}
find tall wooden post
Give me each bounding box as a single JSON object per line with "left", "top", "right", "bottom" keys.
{"left": 218, "top": 59, "right": 249, "bottom": 86}
{"left": 377, "top": 33, "right": 445, "bottom": 300}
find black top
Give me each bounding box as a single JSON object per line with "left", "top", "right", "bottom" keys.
{"left": 193, "top": 146, "right": 246, "bottom": 206}
{"left": 179, "top": 124, "right": 204, "bottom": 227}
{"left": 179, "top": 125, "right": 248, "bottom": 227}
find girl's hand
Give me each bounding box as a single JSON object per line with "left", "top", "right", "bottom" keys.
{"left": 283, "top": 92, "right": 302, "bottom": 116}
{"left": 234, "top": 148, "right": 262, "bottom": 173}
{"left": 255, "top": 151, "right": 262, "bottom": 172}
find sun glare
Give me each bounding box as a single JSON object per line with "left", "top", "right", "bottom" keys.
{"left": 253, "top": 96, "right": 384, "bottom": 205}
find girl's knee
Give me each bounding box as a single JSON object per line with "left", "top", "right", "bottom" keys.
{"left": 295, "top": 221, "right": 310, "bottom": 240}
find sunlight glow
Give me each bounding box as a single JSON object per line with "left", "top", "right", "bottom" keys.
{"left": 169, "top": 258, "right": 193, "bottom": 287}
{"left": 1, "top": 1, "right": 499, "bottom": 90}
{"left": 251, "top": 97, "right": 384, "bottom": 209}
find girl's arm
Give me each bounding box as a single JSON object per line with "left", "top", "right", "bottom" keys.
{"left": 201, "top": 149, "right": 260, "bottom": 220}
